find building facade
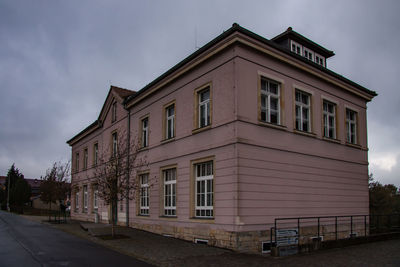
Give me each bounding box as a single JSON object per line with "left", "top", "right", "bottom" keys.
{"left": 67, "top": 24, "right": 376, "bottom": 252}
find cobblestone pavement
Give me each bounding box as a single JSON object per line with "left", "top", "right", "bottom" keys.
{"left": 22, "top": 215, "right": 400, "bottom": 267}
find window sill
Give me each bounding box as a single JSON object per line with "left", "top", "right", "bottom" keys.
{"left": 322, "top": 136, "right": 341, "bottom": 144}
{"left": 192, "top": 125, "right": 211, "bottom": 134}
{"left": 257, "top": 121, "right": 287, "bottom": 131}
{"left": 160, "top": 137, "right": 175, "bottom": 145}
{"left": 138, "top": 214, "right": 150, "bottom": 217}
{"left": 293, "top": 129, "right": 316, "bottom": 138}
{"left": 190, "top": 217, "right": 215, "bottom": 223}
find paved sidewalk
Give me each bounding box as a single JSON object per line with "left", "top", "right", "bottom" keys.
{"left": 21, "top": 214, "right": 400, "bottom": 267}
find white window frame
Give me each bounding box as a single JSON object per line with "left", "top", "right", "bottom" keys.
{"left": 93, "top": 186, "right": 98, "bottom": 211}
{"left": 315, "top": 53, "right": 325, "bottom": 67}
{"left": 323, "top": 101, "right": 336, "bottom": 139}
{"left": 112, "top": 132, "right": 117, "bottom": 157}
{"left": 195, "top": 161, "right": 214, "bottom": 218}
{"left": 346, "top": 109, "right": 357, "bottom": 144}
{"left": 295, "top": 90, "right": 311, "bottom": 132}
{"left": 83, "top": 185, "right": 88, "bottom": 212}
{"left": 260, "top": 78, "right": 281, "bottom": 125}
{"left": 291, "top": 40, "right": 302, "bottom": 56}
{"left": 198, "top": 88, "right": 210, "bottom": 128}
{"left": 165, "top": 104, "right": 175, "bottom": 139}
{"left": 139, "top": 173, "right": 149, "bottom": 215}
{"left": 303, "top": 47, "right": 314, "bottom": 61}
{"left": 141, "top": 118, "right": 149, "bottom": 148}
{"left": 163, "top": 168, "right": 176, "bottom": 216}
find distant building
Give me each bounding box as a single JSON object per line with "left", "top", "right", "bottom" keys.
{"left": 67, "top": 24, "right": 376, "bottom": 253}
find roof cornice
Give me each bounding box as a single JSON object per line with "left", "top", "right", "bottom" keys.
{"left": 124, "top": 23, "right": 376, "bottom": 108}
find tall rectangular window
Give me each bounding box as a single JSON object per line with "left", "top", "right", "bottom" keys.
{"left": 75, "top": 190, "right": 79, "bottom": 211}
{"left": 83, "top": 185, "right": 88, "bottom": 212}
{"left": 163, "top": 168, "right": 176, "bottom": 216}
{"left": 112, "top": 132, "right": 117, "bottom": 157}
{"left": 260, "top": 78, "right": 280, "bottom": 124}
{"left": 111, "top": 101, "right": 117, "bottom": 123}
{"left": 346, "top": 109, "right": 357, "bottom": 144}
{"left": 323, "top": 101, "right": 336, "bottom": 139}
{"left": 165, "top": 104, "right": 175, "bottom": 139}
{"left": 139, "top": 173, "right": 149, "bottom": 215}
{"left": 195, "top": 161, "right": 213, "bottom": 218}
{"left": 93, "top": 185, "right": 98, "bottom": 211}
{"left": 83, "top": 148, "right": 88, "bottom": 170}
{"left": 295, "top": 90, "right": 311, "bottom": 132}
{"left": 141, "top": 117, "right": 149, "bottom": 148}
{"left": 93, "top": 143, "right": 98, "bottom": 166}
{"left": 75, "top": 152, "right": 79, "bottom": 173}
{"left": 198, "top": 88, "right": 210, "bottom": 128}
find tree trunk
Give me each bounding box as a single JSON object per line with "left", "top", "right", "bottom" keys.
{"left": 111, "top": 202, "right": 115, "bottom": 238}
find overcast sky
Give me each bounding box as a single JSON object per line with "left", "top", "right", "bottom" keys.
{"left": 1, "top": 0, "right": 399, "bottom": 187}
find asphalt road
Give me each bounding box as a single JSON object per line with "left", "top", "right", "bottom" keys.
{"left": 0, "top": 211, "right": 153, "bottom": 267}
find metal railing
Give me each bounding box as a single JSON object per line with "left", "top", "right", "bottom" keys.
{"left": 270, "top": 214, "right": 400, "bottom": 255}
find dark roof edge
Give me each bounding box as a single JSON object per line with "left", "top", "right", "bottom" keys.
{"left": 124, "top": 23, "right": 376, "bottom": 106}
{"left": 124, "top": 23, "right": 242, "bottom": 105}
{"left": 66, "top": 120, "right": 99, "bottom": 145}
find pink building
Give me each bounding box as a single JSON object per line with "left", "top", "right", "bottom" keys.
{"left": 67, "top": 24, "right": 376, "bottom": 252}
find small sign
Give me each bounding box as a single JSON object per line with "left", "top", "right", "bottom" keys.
{"left": 276, "top": 229, "right": 298, "bottom": 247}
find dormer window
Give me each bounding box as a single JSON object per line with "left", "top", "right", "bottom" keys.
{"left": 315, "top": 53, "right": 325, "bottom": 67}
{"left": 291, "top": 40, "right": 302, "bottom": 56}
{"left": 304, "top": 48, "right": 314, "bottom": 61}
{"left": 273, "top": 27, "right": 333, "bottom": 69}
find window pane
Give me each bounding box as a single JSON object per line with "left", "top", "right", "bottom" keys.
{"left": 270, "top": 111, "right": 278, "bottom": 124}
{"left": 269, "top": 82, "right": 278, "bottom": 94}
{"left": 261, "top": 79, "right": 267, "bottom": 91}
{"left": 200, "top": 89, "right": 210, "bottom": 102}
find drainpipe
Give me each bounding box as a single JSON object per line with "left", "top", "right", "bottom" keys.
{"left": 126, "top": 108, "right": 131, "bottom": 227}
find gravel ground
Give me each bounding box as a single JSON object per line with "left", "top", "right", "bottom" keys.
{"left": 21, "top": 215, "right": 400, "bottom": 267}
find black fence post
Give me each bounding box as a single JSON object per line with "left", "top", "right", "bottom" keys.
{"left": 298, "top": 218, "right": 300, "bottom": 252}
{"left": 335, "top": 216, "right": 338, "bottom": 240}
{"left": 350, "top": 216, "right": 353, "bottom": 238}
{"left": 364, "top": 215, "right": 367, "bottom": 237}
{"left": 270, "top": 227, "right": 273, "bottom": 250}
{"left": 317, "top": 217, "right": 320, "bottom": 239}
{"left": 274, "top": 219, "right": 277, "bottom": 248}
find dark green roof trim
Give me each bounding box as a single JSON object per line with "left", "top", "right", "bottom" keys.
{"left": 125, "top": 23, "right": 376, "bottom": 107}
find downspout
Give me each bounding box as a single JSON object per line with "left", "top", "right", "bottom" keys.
{"left": 126, "top": 108, "right": 131, "bottom": 226}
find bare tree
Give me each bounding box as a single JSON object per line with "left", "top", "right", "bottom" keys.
{"left": 40, "top": 161, "right": 71, "bottom": 221}
{"left": 93, "top": 130, "right": 146, "bottom": 237}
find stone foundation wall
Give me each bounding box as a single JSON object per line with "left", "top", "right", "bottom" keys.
{"left": 130, "top": 221, "right": 272, "bottom": 253}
